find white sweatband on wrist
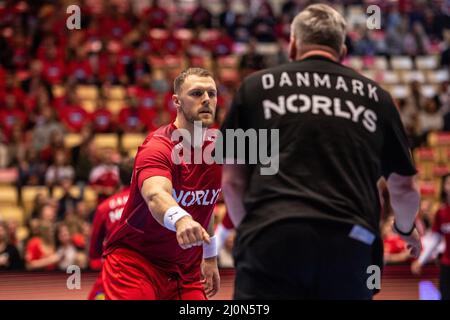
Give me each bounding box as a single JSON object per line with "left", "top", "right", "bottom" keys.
{"left": 163, "top": 206, "right": 191, "bottom": 232}
{"left": 203, "top": 235, "right": 218, "bottom": 259}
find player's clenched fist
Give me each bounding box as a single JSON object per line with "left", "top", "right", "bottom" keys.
{"left": 175, "top": 216, "right": 210, "bottom": 249}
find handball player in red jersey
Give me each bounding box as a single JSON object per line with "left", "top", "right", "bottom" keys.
{"left": 102, "top": 68, "right": 221, "bottom": 300}
{"left": 87, "top": 157, "right": 134, "bottom": 300}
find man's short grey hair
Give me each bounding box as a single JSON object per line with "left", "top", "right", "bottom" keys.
{"left": 291, "top": 4, "right": 347, "bottom": 54}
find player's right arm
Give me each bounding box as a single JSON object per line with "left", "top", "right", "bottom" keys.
{"left": 140, "top": 176, "right": 210, "bottom": 249}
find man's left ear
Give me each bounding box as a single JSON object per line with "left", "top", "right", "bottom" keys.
{"left": 288, "top": 38, "right": 297, "bottom": 61}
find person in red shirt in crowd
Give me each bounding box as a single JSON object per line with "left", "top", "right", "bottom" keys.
{"left": 11, "top": 32, "right": 29, "bottom": 71}
{"left": 67, "top": 48, "right": 94, "bottom": 84}
{"left": 40, "top": 45, "right": 66, "bottom": 85}
{"left": 87, "top": 157, "right": 133, "bottom": 300}
{"left": 412, "top": 173, "right": 450, "bottom": 300}
{"left": 96, "top": 52, "right": 127, "bottom": 85}
{"left": 117, "top": 96, "right": 147, "bottom": 133}
{"left": 208, "top": 29, "right": 234, "bottom": 58}
{"left": 125, "top": 47, "right": 152, "bottom": 85}
{"left": 89, "top": 147, "right": 120, "bottom": 202}
{"left": 382, "top": 215, "right": 412, "bottom": 264}
{"left": 102, "top": 68, "right": 221, "bottom": 300}
{"left": 100, "top": 9, "right": 132, "bottom": 40}
{"left": 0, "top": 72, "right": 26, "bottom": 109}
{"left": 0, "top": 93, "right": 27, "bottom": 142}
{"left": 142, "top": 0, "right": 169, "bottom": 28}
{"left": 91, "top": 94, "right": 115, "bottom": 133}
{"left": 58, "top": 89, "right": 91, "bottom": 133}
{"left": 25, "top": 221, "right": 61, "bottom": 271}
{"left": 128, "top": 74, "right": 160, "bottom": 131}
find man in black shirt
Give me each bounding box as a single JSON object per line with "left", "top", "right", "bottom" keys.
{"left": 221, "top": 4, "right": 421, "bottom": 299}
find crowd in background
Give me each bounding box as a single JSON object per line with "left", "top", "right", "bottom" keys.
{"left": 0, "top": 0, "right": 450, "bottom": 271}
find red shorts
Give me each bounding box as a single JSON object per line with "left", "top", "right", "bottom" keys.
{"left": 102, "top": 247, "right": 207, "bottom": 300}
{"left": 87, "top": 271, "right": 105, "bottom": 300}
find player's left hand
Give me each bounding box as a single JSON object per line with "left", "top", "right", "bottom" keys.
{"left": 201, "top": 257, "right": 220, "bottom": 298}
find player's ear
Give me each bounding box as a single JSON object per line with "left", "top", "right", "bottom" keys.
{"left": 172, "top": 94, "right": 181, "bottom": 109}
{"left": 288, "top": 37, "right": 297, "bottom": 61}
{"left": 339, "top": 44, "right": 347, "bottom": 62}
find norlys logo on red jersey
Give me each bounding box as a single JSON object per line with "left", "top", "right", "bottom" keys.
{"left": 172, "top": 188, "right": 221, "bottom": 207}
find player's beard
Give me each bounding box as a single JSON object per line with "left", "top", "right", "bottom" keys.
{"left": 180, "top": 103, "right": 215, "bottom": 128}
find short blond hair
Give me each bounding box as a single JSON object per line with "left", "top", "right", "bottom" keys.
{"left": 291, "top": 4, "right": 347, "bottom": 54}
{"left": 173, "top": 68, "right": 214, "bottom": 94}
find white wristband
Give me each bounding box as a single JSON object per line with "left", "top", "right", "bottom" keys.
{"left": 203, "top": 235, "right": 218, "bottom": 259}
{"left": 163, "top": 206, "right": 191, "bottom": 232}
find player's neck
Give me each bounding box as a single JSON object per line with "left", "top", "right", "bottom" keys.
{"left": 173, "top": 117, "right": 208, "bottom": 147}
{"left": 296, "top": 45, "right": 340, "bottom": 62}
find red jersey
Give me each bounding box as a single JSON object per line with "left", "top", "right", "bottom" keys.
{"left": 89, "top": 187, "right": 130, "bottom": 260}
{"left": 91, "top": 108, "right": 115, "bottom": 133}
{"left": 58, "top": 105, "right": 90, "bottom": 132}
{"left": 25, "top": 237, "right": 57, "bottom": 271}
{"left": 432, "top": 204, "right": 450, "bottom": 266}
{"left": 104, "top": 123, "right": 222, "bottom": 281}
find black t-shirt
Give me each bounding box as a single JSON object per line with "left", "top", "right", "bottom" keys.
{"left": 0, "top": 244, "right": 24, "bottom": 271}
{"left": 221, "top": 55, "right": 416, "bottom": 248}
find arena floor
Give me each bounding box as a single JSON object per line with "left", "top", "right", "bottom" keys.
{"left": 0, "top": 265, "right": 441, "bottom": 300}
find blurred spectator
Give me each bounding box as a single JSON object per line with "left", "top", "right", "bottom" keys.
{"left": 40, "top": 44, "right": 66, "bottom": 85}
{"left": 382, "top": 216, "right": 411, "bottom": 264}
{"left": 231, "top": 14, "right": 252, "bottom": 43}
{"left": 408, "top": 81, "right": 426, "bottom": 111}
{"left": 39, "top": 202, "right": 57, "bottom": 224}
{"left": 117, "top": 96, "right": 147, "bottom": 133}
{"left": 403, "top": 22, "right": 430, "bottom": 57}
{"left": 126, "top": 46, "right": 152, "bottom": 85}
{"left": 25, "top": 221, "right": 60, "bottom": 271}
{"left": 0, "top": 221, "right": 24, "bottom": 271}
{"left": 250, "top": 4, "right": 277, "bottom": 43}
{"left": 96, "top": 52, "right": 127, "bottom": 86}
{"left": 354, "top": 28, "right": 377, "bottom": 56}
{"left": 56, "top": 178, "right": 79, "bottom": 221}
{"left": 0, "top": 132, "right": 7, "bottom": 168}
{"left": 30, "top": 193, "right": 49, "bottom": 220}
{"left": 89, "top": 148, "right": 120, "bottom": 202}
{"left": 142, "top": 0, "right": 169, "bottom": 29}
{"left": 187, "top": 0, "right": 213, "bottom": 29}
{"left": 67, "top": 48, "right": 94, "bottom": 84}
{"left": 281, "top": 0, "right": 305, "bottom": 21}
{"left": 439, "top": 81, "right": 450, "bottom": 115}
{"left": 209, "top": 29, "right": 234, "bottom": 58}
{"left": 239, "top": 38, "right": 266, "bottom": 78}
{"left": 40, "top": 129, "right": 65, "bottom": 164}
{"left": 55, "top": 222, "right": 87, "bottom": 270}
{"left": 32, "top": 106, "right": 65, "bottom": 152}
{"left": 71, "top": 124, "right": 95, "bottom": 184}
{"left": 417, "top": 96, "right": 443, "bottom": 138}
{"left": 91, "top": 95, "right": 115, "bottom": 133}
{"left": 45, "top": 149, "right": 75, "bottom": 188}
{"left": 219, "top": 0, "right": 238, "bottom": 36}
{"left": 58, "top": 89, "right": 91, "bottom": 133}
{"left": 0, "top": 93, "right": 27, "bottom": 143}
{"left": 396, "top": 98, "right": 417, "bottom": 132}
{"left": 18, "top": 147, "right": 47, "bottom": 186}
{"left": 385, "top": 23, "right": 406, "bottom": 57}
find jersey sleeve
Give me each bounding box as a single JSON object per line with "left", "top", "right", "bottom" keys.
{"left": 381, "top": 94, "right": 417, "bottom": 178}
{"left": 135, "top": 137, "right": 175, "bottom": 190}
